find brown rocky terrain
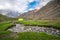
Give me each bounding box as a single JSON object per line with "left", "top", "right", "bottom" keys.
{"left": 19, "top": 9, "right": 40, "bottom": 20}
{"left": 19, "top": 0, "right": 60, "bottom": 20}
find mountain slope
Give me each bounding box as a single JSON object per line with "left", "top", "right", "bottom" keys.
{"left": 0, "top": 10, "right": 19, "bottom": 18}
{"left": 36, "top": 0, "right": 60, "bottom": 20}
{"left": 19, "top": 9, "right": 39, "bottom": 20}
{"left": 19, "top": 0, "right": 60, "bottom": 20}
{"left": 0, "top": 14, "right": 16, "bottom": 22}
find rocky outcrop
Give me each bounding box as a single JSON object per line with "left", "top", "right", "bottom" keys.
{"left": 19, "top": 0, "right": 60, "bottom": 20}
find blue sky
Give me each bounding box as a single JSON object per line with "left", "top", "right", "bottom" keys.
{"left": 0, "top": 0, "right": 51, "bottom": 13}
{"left": 27, "top": 1, "right": 39, "bottom": 11}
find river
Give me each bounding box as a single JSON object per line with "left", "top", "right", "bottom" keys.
{"left": 8, "top": 24, "right": 60, "bottom": 36}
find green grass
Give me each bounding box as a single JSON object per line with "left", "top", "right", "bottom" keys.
{"left": 17, "top": 32, "right": 60, "bottom": 40}
{"left": 0, "top": 21, "right": 12, "bottom": 31}
{"left": 0, "top": 32, "right": 60, "bottom": 40}
{"left": 0, "top": 31, "right": 15, "bottom": 40}
{"left": 0, "top": 21, "right": 16, "bottom": 40}
{"left": 0, "top": 31, "right": 11, "bottom": 35}
{"left": 17, "top": 20, "right": 60, "bottom": 29}
{"left": 0, "top": 20, "right": 60, "bottom": 40}
{"left": 0, "top": 14, "right": 17, "bottom": 22}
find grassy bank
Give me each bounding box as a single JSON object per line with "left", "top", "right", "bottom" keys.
{"left": 0, "top": 31, "right": 15, "bottom": 40}
{"left": 17, "top": 32, "right": 60, "bottom": 40}
{"left": 0, "top": 21, "right": 13, "bottom": 31}
{"left": 0, "top": 32, "right": 60, "bottom": 40}
{"left": 0, "top": 21, "right": 16, "bottom": 40}
{"left": 17, "top": 20, "right": 60, "bottom": 29}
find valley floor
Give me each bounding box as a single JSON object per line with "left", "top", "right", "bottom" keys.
{"left": 0, "top": 20, "right": 60, "bottom": 40}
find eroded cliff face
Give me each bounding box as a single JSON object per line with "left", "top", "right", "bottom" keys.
{"left": 19, "top": 0, "right": 60, "bottom": 20}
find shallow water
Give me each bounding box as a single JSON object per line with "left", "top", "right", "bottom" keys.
{"left": 8, "top": 24, "right": 60, "bottom": 36}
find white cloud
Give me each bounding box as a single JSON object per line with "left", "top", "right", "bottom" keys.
{"left": 2, "top": 12, "right": 8, "bottom": 15}
{"left": 0, "top": 0, "right": 51, "bottom": 13}
{"left": 13, "top": 0, "right": 28, "bottom": 13}
{"left": 0, "top": 2, "right": 12, "bottom": 9}
{"left": 28, "top": 0, "right": 34, "bottom": 2}
{"left": 35, "top": 0, "right": 51, "bottom": 9}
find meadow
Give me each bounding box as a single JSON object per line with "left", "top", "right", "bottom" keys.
{"left": 0, "top": 20, "right": 60, "bottom": 40}
{"left": 0, "top": 21, "right": 13, "bottom": 31}
{"left": 0, "top": 31, "right": 60, "bottom": 40}
{"left": 17, "top": 20, "right": 60, "bottom": 29}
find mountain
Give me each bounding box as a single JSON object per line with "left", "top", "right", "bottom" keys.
{"left": 0, "top": 14, "right": 16, "bottom": 22}
{"left": 0, "top": 10, "right": 19, "bottom": 18}
{"left": 19, "top": 0, "right": 60, "bottom": 20}
{"left": 19, "top": 9, "right": 39, "bottom": 20}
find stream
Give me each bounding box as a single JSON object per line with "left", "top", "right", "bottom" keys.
{"left": 8, "top": 24, "right": 60, "bottom": 36}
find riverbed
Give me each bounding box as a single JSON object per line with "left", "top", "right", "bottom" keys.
{"left": 8, "top": 24, "right": 60, "bottom": 36}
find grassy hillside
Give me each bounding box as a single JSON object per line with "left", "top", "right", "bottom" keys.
{"left": 0, "top": 14, "right": 17, "bottom": 22}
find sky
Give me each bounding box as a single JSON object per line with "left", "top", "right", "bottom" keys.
{"left": 0, "top": 0, "right": 51, "bottom": 13}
